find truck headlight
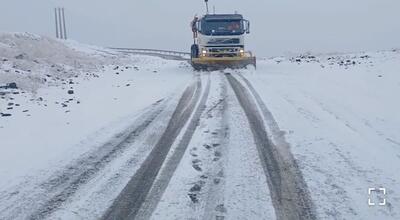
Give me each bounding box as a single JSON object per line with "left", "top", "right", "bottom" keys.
{"left": 202, "top": 49, "right": 207, "bottom": 56}
{"left": 239, "top": 49, "right": 245, "bottom": 56}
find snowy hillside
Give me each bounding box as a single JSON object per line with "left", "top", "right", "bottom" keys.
{"left": 0, "top": 33, "right": 399, "bottom": 220}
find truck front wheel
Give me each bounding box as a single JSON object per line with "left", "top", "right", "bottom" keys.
{"left": 191, "top": 44, "right": 199, "bottom": 59}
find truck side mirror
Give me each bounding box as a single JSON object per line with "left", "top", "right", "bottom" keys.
{"left": 246, "top": 20, "right": 250, "bottom": 34}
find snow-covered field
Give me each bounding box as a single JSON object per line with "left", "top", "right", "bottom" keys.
{"left": 244, "top": 50, "right": 400, "bottom": 219}
{"left": 1, "top": 33, "right": 399, "bottom": 220}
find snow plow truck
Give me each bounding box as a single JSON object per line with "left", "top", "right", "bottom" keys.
{"left": 190, "top": 5, "right": 256, "bottom": 70}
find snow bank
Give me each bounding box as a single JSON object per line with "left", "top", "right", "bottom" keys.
{"left": 0, "top": 32, "right": 127, "bottom": 92}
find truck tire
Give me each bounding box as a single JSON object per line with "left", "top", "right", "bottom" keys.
{"left": 191, "top": 44, "right": 199, "bottom": 59}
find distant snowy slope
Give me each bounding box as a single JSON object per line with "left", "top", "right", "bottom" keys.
{"left": 0, "top": 32, "right": 127, "bottom": 92}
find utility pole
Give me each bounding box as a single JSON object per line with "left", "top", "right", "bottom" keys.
{"left": 205, "top": 0, "right": 209, "bottom": 14}
{"left": 54, "top": 8, "right": 59, "bottom": 38}
{"left": 54, "top": 7, "right": 68, "bottom": 39}
{"left": 61, "top": 8, "right": 67, "bottom": 39}
{"left": 58, "top": 8, "right": 63, "bottom": 39}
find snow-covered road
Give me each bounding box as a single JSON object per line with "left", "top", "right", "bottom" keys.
{"left": 1, "top": 34, "right": 399, "bottom": 220}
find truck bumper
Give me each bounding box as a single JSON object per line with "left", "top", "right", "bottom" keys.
{"left": 191, "top": 55, "right": 256, "bottom": 71}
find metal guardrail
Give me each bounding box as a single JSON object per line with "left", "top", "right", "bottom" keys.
{"left": 110, "top": 48, "right": 190, "bottom": 60}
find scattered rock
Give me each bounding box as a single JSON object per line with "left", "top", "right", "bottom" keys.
{"left": 15, "top": 54, "right": 25, "bottom": 59}
{"left": 1, "top": 113, "right": 12, "bottom": 117}
{"left": 68, "top": 90, "right": 74, "bottom": 95}
{"left": 203, "top": 144, "right": 211, "bottom": 150}
{"left": 192, "top": 164, "right": 202, "bottom": 172}
{"left": 126, "top": 84, "right": 130, "bottom": 87}
{"left": 62, "top": 103, "right": 68, "bottom": 107}
{"left": 190, "top": 184, "right": 202, "bottom": 192}
{"left": 215, "top": 204, "right": 227, "bottom": 213}
{"left": 188, "top": 193, "right": 199, "bottom": 203}
{"left": 6, "top": 82, "right": 18, "bottom": 89}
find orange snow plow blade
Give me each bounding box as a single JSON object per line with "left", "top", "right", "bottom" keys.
{"left": 191, "top": 52, "right": 256, "bottom": 71}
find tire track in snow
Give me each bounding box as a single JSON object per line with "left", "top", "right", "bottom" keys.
{"left": 226, "top": 73, "right": 316, "bottom": 220}
{"left": 102, "top": 76, "right": 203, "bottom": 220}
{"left": 26, "top": 99, "right": 168, "bottom": 220}
{"left": 134, "top": 74, "right": 211, "bottom": 220}
{"left": 200, "top": 72, "right": 230, "bottom": 220}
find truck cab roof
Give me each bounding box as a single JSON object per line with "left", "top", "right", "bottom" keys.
{"left": 203, "top": 14, "right": 243, "bottom": 21}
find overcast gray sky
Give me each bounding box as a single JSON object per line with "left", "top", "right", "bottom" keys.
{"left": 1, "top": 0, "right": 399, "bottom": 57}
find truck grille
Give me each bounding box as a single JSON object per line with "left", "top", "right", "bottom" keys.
{"left": 207, "top": 38, "right": 240, "bottom": 45}
{"left": 206, "top": 47, "right": 241, "bottom": 57}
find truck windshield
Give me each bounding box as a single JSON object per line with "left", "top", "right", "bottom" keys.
{"left": 200, "top": 20, "right": 244, "bottom": 36}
